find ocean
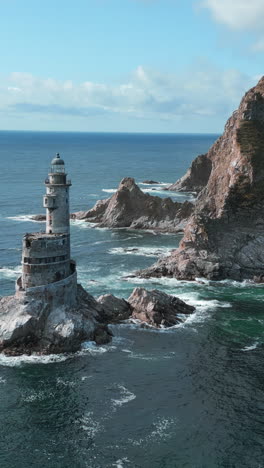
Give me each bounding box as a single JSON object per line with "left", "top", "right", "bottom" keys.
{"left": 0, "top": 131, "right": 263, "bottom": 468}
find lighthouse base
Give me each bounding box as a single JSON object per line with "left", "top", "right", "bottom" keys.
{"left": 0, "top": 283, "right": 112, "bottom": 356}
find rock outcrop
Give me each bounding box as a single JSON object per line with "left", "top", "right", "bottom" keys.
{"left": 72, "top": 177, "right": 194, "bottom": 233}
{"left": 140, "top": 77, "right": 264, "bottom": 281}
{"left": 97, "top": 294, "right": 132, "bottom": 323}
{"left": 0, "top": 284, "right": 112, "bottom": 355}
{"left": 128, "top": 288, "right": 195, "bottom": 327}
{"left": 98, "top": 288, "right": 195, "bottom": 328}
{"left": 142, "top": 180, "right": 159, "bottom": 184}
{"left": 166, "top": 154, "right": 212, "bottom": 194}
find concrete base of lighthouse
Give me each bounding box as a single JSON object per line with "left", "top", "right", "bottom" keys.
{"left": 0, "top": 272, "right": 112, "bottom": 355}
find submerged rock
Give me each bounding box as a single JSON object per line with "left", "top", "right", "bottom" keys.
{"left": 72, "top": 177, "right": 194, "bottom": 233}
{"left": 166, "top": 154, "right": 212, "bottom": 194}
{"left": 140, "top": 77, "right": 264, "bottom": 281}
{"left": 128, "top": 288, "right": 195, "bottom": 327}
{"left": 142, "top": 180, "right": 160, "bottom": 184}
{"left": 0, "top": 284, "right": 112, "bottom": 355}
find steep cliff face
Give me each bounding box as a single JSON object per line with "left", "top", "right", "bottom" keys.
{"left": 141, "top": 77, "right": 264, "bottom": 281}
{"left": 73, "top": 177, "right": 194, "bottom": 233}
{"left": 166, "top": 154, "right": 212, "bottom": 194}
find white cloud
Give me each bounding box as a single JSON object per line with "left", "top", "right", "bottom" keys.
{"left": 0, "top": 65, "right": 257, "bottom": 129}
{"left": 201, "top": 0, "right": 264, "bottom": 30}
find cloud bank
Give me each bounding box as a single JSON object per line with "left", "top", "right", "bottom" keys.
{"left": 0, "top": 65, "right": 256, "bottom": 131}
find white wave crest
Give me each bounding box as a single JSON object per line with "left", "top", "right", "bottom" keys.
{"left": 0, "top": 265, "right": 22, "bottom": 279}
{"left": 108, "top": 246, "right": 172, "bottom": 258}
{"left": 6, "top": 215, "right": 41, "bottom": 223}
{"left": 242, "top": 341, "right": 260, "bottom": 352}
{"left": 0, "top": 353, "right": 69, "bottom": 367}
{"left": 112, "top": 458, "right": 131, "bottom": 468}
{"left": 111, "top": 384, "right": 136, "bottom": 408}
{"left": 79, "top": 411, "right": 102, "bottom": 437}
{"left": 102, "top": 189, "right": 116, "bottom": 193}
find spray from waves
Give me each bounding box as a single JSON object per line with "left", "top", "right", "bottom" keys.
{"left": 0, "top": 353, "right": 70, "bottom": 368}
{"left": 108, "top": 246, "right": 173, "bottom": 258}
{"left": 78, "top": 411, "right": 102, "bottom": 437}
{"left": 0, "top": 265, "right": 22, "bottom": 279}
{"left": 128, "top": 416, "right": 177, "bottom": 447}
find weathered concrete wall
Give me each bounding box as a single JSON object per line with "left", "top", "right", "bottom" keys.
{"left": 22, "top": 233, "right": 71, "bottom": 288}
{"left": 17, "top": 267, "right": 77, "bottom": 308}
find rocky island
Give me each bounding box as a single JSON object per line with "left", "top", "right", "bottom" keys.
{"left": 141, "top": 77, "right": 264, "bottom": 281}
{"left": 72, "top": 177, "right": 194, "bottom": 233}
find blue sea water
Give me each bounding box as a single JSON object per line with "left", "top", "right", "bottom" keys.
{"left": 0, "top": 131, "right": 263, "bottom": 468}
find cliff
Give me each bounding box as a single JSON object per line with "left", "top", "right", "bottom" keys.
{"left": 166, "top": 154, "right": 212, "bottom": 194}
{"left": 140, "top": 77, "right": 264, "bottom": 281}
{"left": 73, "top": 177, "right": 194, "bottom": 233}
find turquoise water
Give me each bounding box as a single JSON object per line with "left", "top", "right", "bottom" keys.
{"left": 0, "top": 131, "right": 263, "bottom": 468}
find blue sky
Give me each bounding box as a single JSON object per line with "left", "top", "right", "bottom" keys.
{"left": 0, "top": 0, "right": 263, "bottom": 132}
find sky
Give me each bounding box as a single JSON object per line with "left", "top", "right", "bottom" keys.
{"left": 0, "top": 0, "right": 263, "bottom": 133}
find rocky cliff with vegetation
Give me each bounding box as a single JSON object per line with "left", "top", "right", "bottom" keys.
{"left": 141, "top": 77, "right": 264, "bottom": 281}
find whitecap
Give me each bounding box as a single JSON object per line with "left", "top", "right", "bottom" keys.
{"left": 79, "top": 341, "right": 116, "bottom": 356}
{"left": 102, "top": 189, "right": 117, "bottom": 193}
{"left": 0, "top": 353, "right": 69, "bottom": 367}
{"left": 0, "top": 377, "right": 6, "bottom": 384}
{"left": 0, "top": 265, "right": 22, "bottom": 279}
{"left": 56, "top": 377, "right": 76, "bottom": 387}
{"left": 79, "top": 411, "right": 102, "bottom": 437}
{"left": 111, "top": 384, "right": 136, "bottom": 408}
{"left": 128, "top": 417, "right": 176, "bottom": 447}
{"left": 6, "top": 215, "right": 42, "bottom": 223}
{"left": 112, "top": 458, "right": 131, "bottom": 468}
{"left": 241, "top": 341, "right": 260, "bottom": 352}
{"left": 108, "top": 246, "right": 172, "bottom": 258}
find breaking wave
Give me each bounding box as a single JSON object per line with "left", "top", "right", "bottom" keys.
{"left": 0, "top": 265, "right": 22, "bottom": 279}
{"left": 6, "top": 214, "right": 41, "bottom": 223}
{"left": 108, "top": 246, "right": 172, "bottom": 258}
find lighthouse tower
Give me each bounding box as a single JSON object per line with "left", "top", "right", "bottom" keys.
{"left": 44, "top": 153, "right": 71, "bottom": 234}
{"left": 19, "top": 154, "right": 76, "bottom": 299}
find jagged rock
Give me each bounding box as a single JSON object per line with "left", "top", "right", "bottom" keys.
{"left": 97, "top": 294, "right": 132, "bottom": 323}
{"left": 140, "top": 77, "right": 264, "bottom": 281}
{"left": 128, "top": 288, "right": 195, "bottom": 327}
{"left": 166, "top": 154, "right": 212, "bottom": 194}
{"left": 72, "top": 177, "right": 194, "bottom": 233}
{"left": 0, "top": 284, "right": 112, "bottom": 355}
{"left": 142, "top": 180, "right": 159, "bottom": 184}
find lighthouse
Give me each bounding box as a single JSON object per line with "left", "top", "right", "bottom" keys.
{"left": 43, "top": 153, "right": 71, "bottom": 235}
{"left": 19, "top": 154, "right": 77, "bottom": 301}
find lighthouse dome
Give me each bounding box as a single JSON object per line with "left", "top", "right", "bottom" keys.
{"left": 51, "top": 153, "right": 65, "bottom": 165}
{"left": 50, "top": 153, "right": 65, "bottom": 173}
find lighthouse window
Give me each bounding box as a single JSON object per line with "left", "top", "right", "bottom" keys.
{"left": 49, "top": 218, "right": 52, "bottom": 225}
{"left": 66, "top": 198, "right": 68, "bottom": 203}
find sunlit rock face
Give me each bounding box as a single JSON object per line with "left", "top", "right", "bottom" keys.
{"left": 73, "top": 177, "right": 194, "bottom": 233}
{"left": 141, "top": 77, "right": 264, "bottom": 281}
